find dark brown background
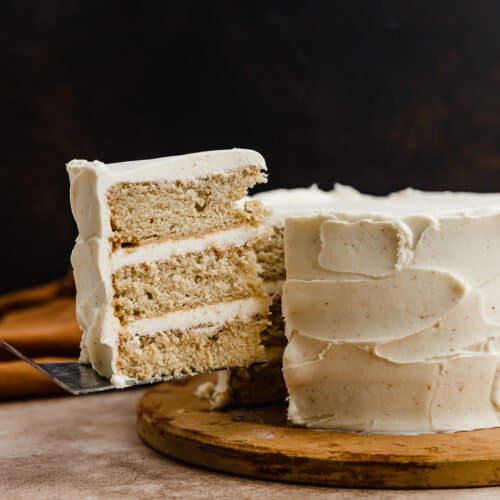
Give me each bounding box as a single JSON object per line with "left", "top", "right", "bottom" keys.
{"left": 3, "top": 1, "right": 500, "bottom": 293}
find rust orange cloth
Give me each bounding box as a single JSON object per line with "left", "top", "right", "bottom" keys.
{"left": 0, "top": 276, "right": 80, "bottom": 400}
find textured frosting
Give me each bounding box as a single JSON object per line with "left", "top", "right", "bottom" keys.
{"left": 283, "top": 188, "right": 500, "bottom": 434}
{"left": 67, "top": 149, "right": 267, "bottom": 386}
{"left": 253, "top": 185, "right": 343, "bottom": 225}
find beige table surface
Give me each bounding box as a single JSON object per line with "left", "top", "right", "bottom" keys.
{"left": 1, "top": 388, "right": 499, "bottom": 500}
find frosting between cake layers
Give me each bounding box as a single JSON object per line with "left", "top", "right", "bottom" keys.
{"left": 262, "top": 280, "right": 283, "bottom": 296}
{"left": 283, "top": 189, "right": 500, "bottom": 434}
{"left": 126, "top": 297, "right": 269, "bottom": 335}
{"left": 110, "top": 225, "right": 270, "bottom": 271}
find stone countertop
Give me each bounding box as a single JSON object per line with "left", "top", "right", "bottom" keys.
{"left": 1, "top": 389, "right": 498, "bottom": 500}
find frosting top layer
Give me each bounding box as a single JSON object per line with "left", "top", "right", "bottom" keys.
{"left": 327, "top": 185, "right": 500, "bottom": 217}
{"left": 255, "top": 184, "right": 500, "bottom": 226}
{"left": 68, "top": 148, "right": 266, "bottom": 183}
{"left": 253, "top": 185, "right": 343, "bottom": 224}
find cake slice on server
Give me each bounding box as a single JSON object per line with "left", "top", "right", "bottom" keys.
{"left": 67, "top": 149, "right": 270, "bottom": 386}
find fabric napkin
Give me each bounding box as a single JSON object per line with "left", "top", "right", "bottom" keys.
{"left": 0, "top": 275, "right": 80, "bottom": 400}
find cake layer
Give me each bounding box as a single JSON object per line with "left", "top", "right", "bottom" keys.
{"left": 68, "top": 148, "right": 267, "bottom": 241}
{"left": 254, "top": 226, "right": 285, "bottom": 281}
{"left": 112, "top": 246, "right": 264, "bottom": 324}
{"left": 116, "top": 316, "right": 268, "bottom": 382}
{"left": 260, "top": 291, "right": 285, "bottom": 348}
{"left": 108, "top": 168, "right": 266, "bottom": 247}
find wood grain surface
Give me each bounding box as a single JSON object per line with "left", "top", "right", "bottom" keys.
{"left": 137, "top": 374, "right": 500, "bottom": 489}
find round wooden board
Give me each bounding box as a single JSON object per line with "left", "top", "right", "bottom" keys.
{"left": 137, "top": 374, "right": 500, "bottom": 488}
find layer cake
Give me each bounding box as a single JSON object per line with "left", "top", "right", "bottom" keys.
{"left": 67, "top": 150, "right": 500, "bottom": 435}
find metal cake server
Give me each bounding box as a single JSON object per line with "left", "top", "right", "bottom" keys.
{"left": 0, "top": 339, "right": 189, "bottom": 395}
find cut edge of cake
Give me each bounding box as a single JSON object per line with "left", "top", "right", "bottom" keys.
{"left": 198, "top": 185, "right": 341, "bottom": 409}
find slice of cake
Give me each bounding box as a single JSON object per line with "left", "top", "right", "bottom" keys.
{"left": 67, "top": 149, "right": 270, "bottom": 386}
{"left": 283, "top": 188, "right": 500, "bottom": 433}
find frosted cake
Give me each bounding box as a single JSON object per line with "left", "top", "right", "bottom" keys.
{"left": 67, "top": 149, "right": 269, "bottom": 386}
{"left": 67, "top": 148, "right": 500, "bottom": 435}
{"left": 283, "top": 188, "right": 500, "bottom": 433}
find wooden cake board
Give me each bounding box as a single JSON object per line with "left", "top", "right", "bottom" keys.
{"left": 137, "top": 374, "right": 500, "bottom": 489}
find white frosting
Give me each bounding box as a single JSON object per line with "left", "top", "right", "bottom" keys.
{"left": 283, "top": 269, "right": 466, "bottom": 343}
{"left": 254, "top": 184, "right": 335, "bottom": 207}
{"left": 283, "top": 339, "right": 499, "bottom": 434}
{"left": 283, "top": 188, "right": 500, "bottom": 434}
{"left": 318, "top": 219, "right": 414, "bottom": 276}
{"left": 126, "top": 298, "right": 269, "bottom": 335}
{"left": 253, "top": 185, "right": 343, "bottom": 225}
{"left": 110, "top": 225, "right": 269, "bottom": 271}
{"left": 68, "top": 149, "right": 267, "bottom": 383}
{"left": 263, "top": 280, "right": 283, "bottom": 296}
